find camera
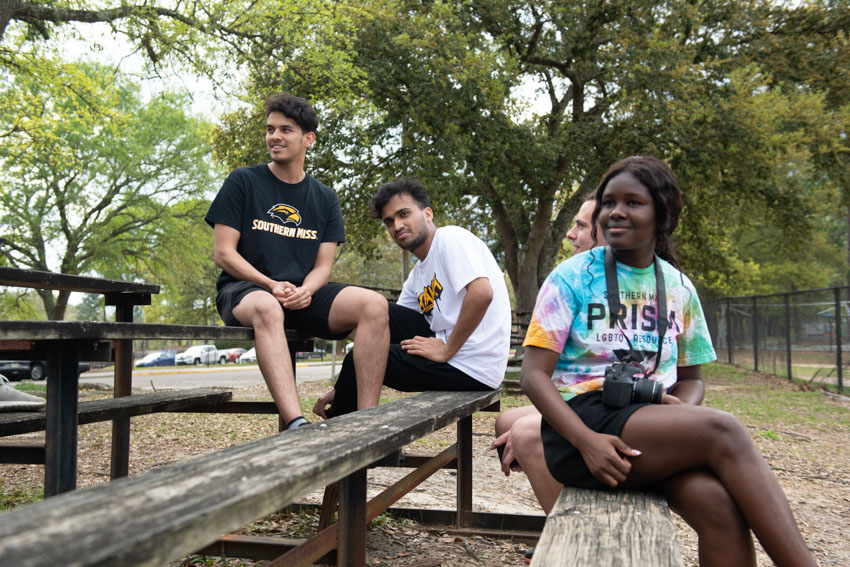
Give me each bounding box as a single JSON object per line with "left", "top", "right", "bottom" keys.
{"left": 601, "top": 362, "right": 663, "bottom": 408}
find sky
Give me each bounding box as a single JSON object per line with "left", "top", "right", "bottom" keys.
{"left": 56, "top": 23, "right": 233, "bottom": 122}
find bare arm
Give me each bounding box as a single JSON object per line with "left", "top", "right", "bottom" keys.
{"left": 213, "top": 224, "right": 279, "bottom": 291}
{"left": 521, "top": 346, "right": 640, "bottom": 487}
{"left": 301, "top": 241, "right": 336, "bottom": 295}
{"left": 214, "top": 224, "right": 337, "bottom": 309}
{"left": 401, "top": 277, "right": 493, "bottom": 362}
{"left": 666, "top": 365, "right": 705, "bottom": 405}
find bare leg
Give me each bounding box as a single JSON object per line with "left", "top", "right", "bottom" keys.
{"left": 232, "top": 290, "right": 302, "bottom": 423}
{"left": 661, "top": 470, "right": 755, "bottom": 567}
{"left": 509, "top": 413, "right": 562, "bottom": 514}
{"left": 495, "top": 405, "right": 539, "bottom": 437}
{"left": 620, "top": 405, "right": 815, "bottom": 567}
{"left": 327, "top": 287, "right": 389, "bottom": 410}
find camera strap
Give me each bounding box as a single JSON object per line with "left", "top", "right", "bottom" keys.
{"left": 604, "top": 246, "right": 667, "bottom": 377}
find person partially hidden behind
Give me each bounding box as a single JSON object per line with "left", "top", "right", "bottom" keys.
{"left": 205, "top": 92, "right": 389, "bottom": 430}
{"left": 313, "top": 177, "right": 511, "bottom": 419}
{"left": 565, "top": 192, "right": 602, "bottom": 255}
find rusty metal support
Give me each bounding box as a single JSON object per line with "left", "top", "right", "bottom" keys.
{"left": 457, "top": 415, "right": 473, "bottom": 528}
{"left": 265, "top": 445, "right": 458, "bottom": 567}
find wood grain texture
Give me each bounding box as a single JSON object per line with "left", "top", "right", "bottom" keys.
{"left": 0, "top": 321, "right": 255, "bottom": 341}
{"left": 0, "top": 267, "right": 159, "bottom": 294}
{"left": 0, "top": 389, "right": 500, "bottom": 567}
{"left": 0, "top": 321, "right": 310, "bottom": 344}
{"left": 531, "top": 487, "right": 684, "bottom": 567}
{"left": 0, "top": 389, "right": 233, "bottom": 436}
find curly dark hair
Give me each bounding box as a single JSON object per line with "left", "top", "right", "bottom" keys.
{"left": 263, "top": 92, "right": 318, "bottom": 134}
{"left": 590, "top": 156, "right": 683, "bottom": 267}
{"left": 369, "top": 177, "right": 431, "bottom": 219}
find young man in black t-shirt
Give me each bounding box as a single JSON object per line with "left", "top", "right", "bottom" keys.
{"left": 205, "top": 93, "right": 389, "bottom": 429}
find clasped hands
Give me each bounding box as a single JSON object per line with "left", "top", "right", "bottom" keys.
{"left": 270, "top": 281, "right": 312, "bottom": 310}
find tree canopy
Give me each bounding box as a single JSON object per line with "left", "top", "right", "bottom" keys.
{"left": 208, "top": 0, "right": 850, "bottom": 312}
{"left": 0, "top": 59, "right": 214, "bottom": 319}
{"left": 2, "top": 0, "right": 848, "bottom": 315}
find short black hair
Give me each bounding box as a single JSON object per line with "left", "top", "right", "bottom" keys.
{"left": 263, "top": 92, "right": 318, "bottom": 134}
{"left": 370, "top": 177, "right": 431, "bottom": 219}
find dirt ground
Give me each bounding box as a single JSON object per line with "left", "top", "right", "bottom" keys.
{"left": 1, "top": 369, "right": 849, "bottom": 566}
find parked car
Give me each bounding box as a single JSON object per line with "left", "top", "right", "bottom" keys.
{"left": 134, "top": 351, "right": 176, "bottom": 367}
{"left": 218, "top": 348, "right": 246, "bottom": 364}
{"left": 0, "top": 360, "right": 90, "bottom": 381}
{"left": 295, "top": 349, "right": 325, "bottom": 360}
{"left": 175, "top": 345, "right": 218, "bottom": 365}
{"left": 237, "top": 347, "right": 257, "bottom": 363}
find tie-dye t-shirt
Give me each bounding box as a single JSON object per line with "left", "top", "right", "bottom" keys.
{"left": 523, "top": 247, "right": 716, "bottom": 400}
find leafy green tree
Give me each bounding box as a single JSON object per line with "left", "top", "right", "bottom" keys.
{"left": 0, "top": 60, "right": 214, "bottom": 319}
{"left": 211, "top": 0, "right": 849, "bottom": 312}
{"left": 0, "top": 288, "right": 44, "bottom": 320}
{"left": 141, "top": 202, "right": 220, "bottom": 327}
{"left": 74, "top": 293, "right": 107, "bottom": 322}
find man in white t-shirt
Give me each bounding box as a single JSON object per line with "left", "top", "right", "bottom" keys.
{"left": 314, "top": 177, "right": 511, "bottom": 418}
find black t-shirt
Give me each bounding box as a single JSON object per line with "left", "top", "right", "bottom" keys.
{"left": 205, "top": 164, "right": 345, "bottom": 289}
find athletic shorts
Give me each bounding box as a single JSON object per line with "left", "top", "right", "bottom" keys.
{"left": 540, "top": 390, "right": 648, "bottom": 489}
{"left": 216, "top": 280, "right": 351, "bottom": 340}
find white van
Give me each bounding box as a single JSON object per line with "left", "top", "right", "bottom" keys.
{"left": 175, "top": 345, "right": 218, "bottom": 365}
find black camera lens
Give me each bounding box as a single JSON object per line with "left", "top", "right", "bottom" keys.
{"left": 632, "top": 376, "right": 663, "bottom": 404}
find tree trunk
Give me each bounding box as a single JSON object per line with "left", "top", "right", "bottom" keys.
{"left": 51, "top": 289, "right": 71, "bottom": 320}
{"left": 0, "top": 0, "right": 16, "bottom": 40}
{"left": 846, "top": 206, "right": 850, "bottom": 287}
{"left": 509, "top": 249, "right": 542, "bottom": 325}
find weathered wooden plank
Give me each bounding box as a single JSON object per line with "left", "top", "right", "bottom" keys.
{"left": 0, "top": 321, "right": 255, "bottom": 341}
{"left": 531, "top": 487, "right": 684, "bottom": 567}
{"left": 0, "top": 321, "right": 312, "bottom": 345}
{"left": 0, "top": 389, "right": 500, "bottom": 567}
{"left": 0, "top": 267, "right": 159, "bottom": 295}
{"left": 0, "top": 389, "right": 234, "bottom": 436}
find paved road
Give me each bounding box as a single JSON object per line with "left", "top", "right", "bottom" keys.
{"left": 79, "top": 361, "right": 341, "bottom": 391}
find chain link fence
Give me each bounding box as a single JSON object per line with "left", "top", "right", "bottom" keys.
{"left": 704, "top": 287, "right": 849, "bottom": 393}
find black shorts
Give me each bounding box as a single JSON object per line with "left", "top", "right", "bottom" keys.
{"left": 216, "top": 280, "right": 351, "bottom": 340}
{"left": 540, "top": 390, "right": 648, "bottom": 489}
{"left": 326, "top": 303, "right": 494, "bottom": 417}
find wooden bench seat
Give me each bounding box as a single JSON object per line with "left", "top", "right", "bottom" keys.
{"left": 531, "top": 487, "right": 684, "bottom": 566}
{"left": 0, "top": 320, "right": 255, "bottom": 342}
{"left": 0, "top": 319, "right": 312, "bottom": 495}
{"left": 0, "top": 388, "right": 233, "bottom": 437}
{"left": 0, "top": 389, "right": 501, "bottom": 567}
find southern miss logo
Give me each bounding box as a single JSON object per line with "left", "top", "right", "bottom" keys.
{"left": 267, "top": 204, "right": 302, "bottom": 225}
{"left": 418, "top": 274, "right": 443, "bottom": 315}
{"left": 250, "top": 203, "right": 318, "bottom": 240}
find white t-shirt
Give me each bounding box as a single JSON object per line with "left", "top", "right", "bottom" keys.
{"left": 397, "top": 226, "right": 511, "bottom": 388}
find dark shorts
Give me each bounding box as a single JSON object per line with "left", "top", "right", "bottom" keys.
{"left": 326, "top": 303, "right": 494, "bottom": 417}
{"left": 541, "top": 390, "right": 648, "bottom": 489}
{"left": 216, "top": 280, "right": 351, "bottom": 340}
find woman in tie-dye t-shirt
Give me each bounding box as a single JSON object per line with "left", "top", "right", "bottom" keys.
{"left": 499, "top": 157, "right": 814, "bottom": 567}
